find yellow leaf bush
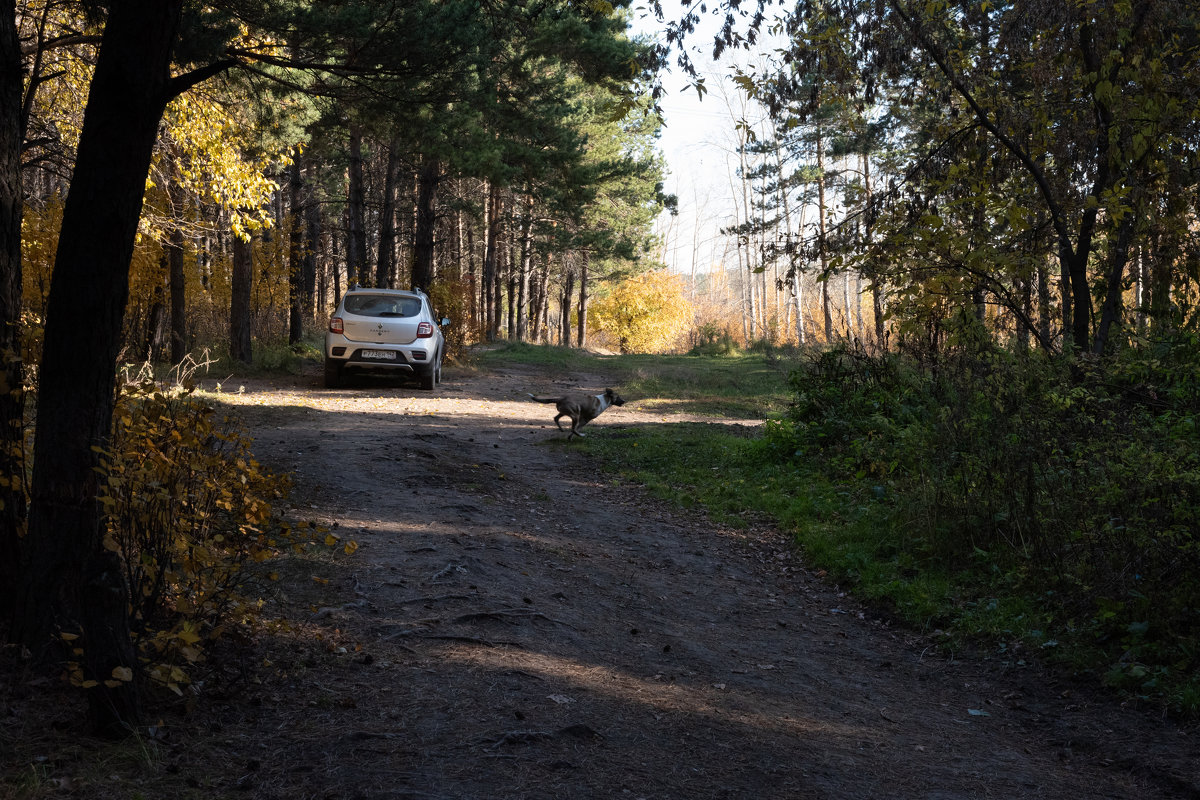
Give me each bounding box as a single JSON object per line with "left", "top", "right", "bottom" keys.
{"left": 588, "top": 270, "right": 694, "bottom": 354}
{"left": 95, "top": 378, "right": 322, "bottom": 697}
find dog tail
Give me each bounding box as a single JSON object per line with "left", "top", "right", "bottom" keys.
{"left": 527, "top": 393, "right": 561, "bottom": 404}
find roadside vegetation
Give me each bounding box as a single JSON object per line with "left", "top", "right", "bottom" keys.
{"left": 2, "top": 0, "right": 1197, "bottom": 747}
{"left": 477, "top": 341, "right": 1200, "bottom": 716}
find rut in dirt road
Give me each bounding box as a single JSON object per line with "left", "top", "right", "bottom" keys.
{"left": 225, "top": 367, "right": 1198, "bottom": 800}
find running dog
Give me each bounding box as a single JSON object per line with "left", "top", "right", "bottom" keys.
{"left": 528, "top": 388, "right": 624, "bottom": 439}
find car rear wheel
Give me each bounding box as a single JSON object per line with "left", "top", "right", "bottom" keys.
{"left": 323, "top": 358, "right": 344, "bottom": 389}
{"left": 419, "top": 350, "right": 442, "bottom": 391}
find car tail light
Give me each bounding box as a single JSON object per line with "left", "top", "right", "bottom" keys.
{"left": 329, "top": 317, "right": 344, "bottom": 334}
{"left": 416, "top": 321, "right": 433, "bottom": 338}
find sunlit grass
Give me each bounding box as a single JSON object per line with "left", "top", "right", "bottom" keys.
{"left": 474, "top": 341, "right": 795, "bottom": 419}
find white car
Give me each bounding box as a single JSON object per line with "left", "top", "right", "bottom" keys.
{"left": 324, "top": 288, "right": 447, "bottom": 390}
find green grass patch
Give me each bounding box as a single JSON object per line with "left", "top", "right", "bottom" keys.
{"left": 474, "top": 341, "right": 794, "bottom": 419}
{"left": 207, "top": 338, "right": 323, "bottom": 377}
{"left": 471, "top": 341, "right": 598, "bottom": 373}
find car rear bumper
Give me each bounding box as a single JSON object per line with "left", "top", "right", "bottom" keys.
{"left": 328, "top": 348, "right": 429, "bottom": 372}
{"left": 326, "top": 331, "right": 431, "bottom": 368}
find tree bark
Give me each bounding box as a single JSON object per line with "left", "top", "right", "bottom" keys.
{"left": 532, "top": 252, "right": 551, "bottom": 343}
{"left": 230, "top": 230, "right": 253, "bottom": 364}
{"left": 330, "top": 216, "right": 343, "bottom": 306}
{"left": 19, "top": 0, "right": 186, "bottom": 736}
{"left": 288, "top": 152, "right": 305, "bottom": 344}
{"left": 505, "top": 236, "right": 515, "bottom": 339}
{"left": 492, "top": 195, "right": 505, "bottom": 341}
{"left": 516, "top": 194, "right": 533, "bottom": 341}
{"left": 304, "top": 169, "right": 321, "bottom": 316}
{"left": 0, "top": 0, "right": 25, "bottom": 624}
{"left": 482, "top": 182, "right": 501, "bottom": 339}
{"left": 376, "top": 141, "right": 398, "bottom": 289}
{"left": 576, "top": 251, "right": 589, "bottom": 348}
{"left": 561, "top": 266, "right": 574, "bottom": 346}
{"left": 412, "top": 155, "right": 439, "bottom": 293}
{"left": 347, "top": 129, "right": 369, "bottom": 287}
{"left": 464, "top": 210, "right": 477, "bottom": 327}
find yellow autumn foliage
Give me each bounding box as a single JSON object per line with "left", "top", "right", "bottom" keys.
{"left": 151, "top": 92, "right": 290, "bottom": 241}
{"left": 588, "top": 269, "right": 694, "bottom": 354}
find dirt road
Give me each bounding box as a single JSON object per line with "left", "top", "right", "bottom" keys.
{"left": 211, "top": 361, "right": 1197, "bottom": 800}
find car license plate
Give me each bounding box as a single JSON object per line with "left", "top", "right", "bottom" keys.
{"left": 361, "top": 350, "right": 396, "bottom": 360}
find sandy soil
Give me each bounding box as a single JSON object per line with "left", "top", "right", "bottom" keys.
{"left": 150, "top": 360, "right": 1198, "bottom": 798}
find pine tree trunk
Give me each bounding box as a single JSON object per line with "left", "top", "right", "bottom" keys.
{"left": 412, "top": 155, "right": 438, "bottom": 292}
{"left": 482, "top": 182, "right": 501, "bottom": 339}
{"left": 230, "top": 230, "right": 253, "bottom": 363}
{"left": 347, "top": 130, "right": 369, "bottom": 287}
{"left": 576, "top": 252, "right": 589, "bottom": 348}
{"left": 376, "top": 141, "right": 398, "bottom": 289}
{"left": 19, "top": 0, "right": 186, "bottom": 736}
{"left": 303, "top": 163, "right": 320, "bottom": 316}
{"left": 505, "top": 234, "right": 516, "bottom": 339}
{"left": 492, "top": 197, "right": 505, "bottom": 341}
{"left": 532, "top": 252, "right": 551, "bottom": 343}
{"left": 562, "top": 267, "right": 574, "bottom": 346}
{"left": 515, "top": 194, "right": 533, "bottom": 341}
{"left": 330, "top": 219, "right": 343, "bottom": 306}
{"left": 464, "top": 212, "right": 477, "bottom": 328}
{"left": 288, "top": 152, "right": 305, "bottom": 345}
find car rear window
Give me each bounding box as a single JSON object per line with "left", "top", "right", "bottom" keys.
{"left": 343, "top": 295, "right": 423, "bottom": 318}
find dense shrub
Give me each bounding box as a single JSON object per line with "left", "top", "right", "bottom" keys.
{"left": 765, "top": 339, "right": 1200, "bottom": 705}
{"left": 428, "top": 275, "right": 475, "bottom": 362}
